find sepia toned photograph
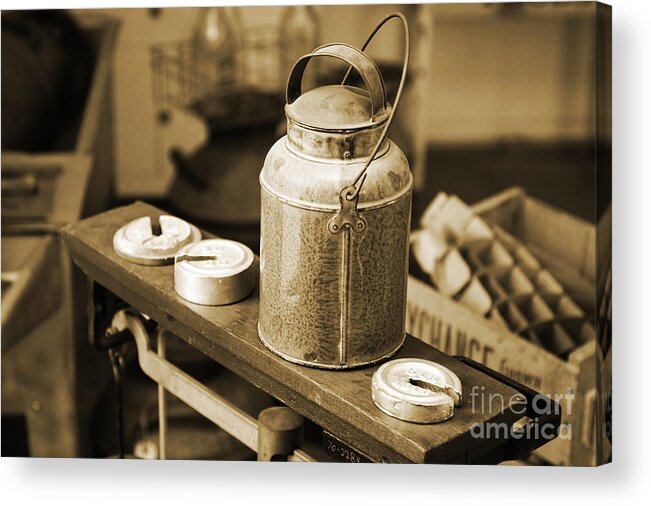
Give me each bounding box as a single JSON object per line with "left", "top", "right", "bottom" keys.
{"left": 1, "top": 1, "right": 611, "bottom": 468}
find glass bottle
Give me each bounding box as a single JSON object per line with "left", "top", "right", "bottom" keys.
{"left": 279, "top": 6, "right": 320, "bottom": 87}
{"left": 191, "top": 7, "right": 242, "bottom": 101}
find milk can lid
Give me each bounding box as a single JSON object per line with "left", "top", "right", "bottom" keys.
{"left": 285, "top": 84, "right": 390, "bottom": 131}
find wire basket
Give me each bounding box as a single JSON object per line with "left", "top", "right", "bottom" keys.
{"left": 151, "top": 26, "right": 286, "bottom": 132}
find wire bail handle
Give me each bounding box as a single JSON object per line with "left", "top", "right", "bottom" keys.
{"left": 328, "top": 12, "right": 411, "bottom": 235}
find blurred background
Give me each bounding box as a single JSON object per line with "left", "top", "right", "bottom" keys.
{"left": 3, "top": 3, "right": 606, "bottom": 233}
{"left": 99, "top": 2, "right": 604, "bottom": 224}
{"left": 1, "top": 2, "right": 609, "bottom": 463}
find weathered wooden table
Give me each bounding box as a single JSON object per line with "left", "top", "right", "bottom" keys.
{"left": 62, "top": 201, "right": 557, "bottom": 463}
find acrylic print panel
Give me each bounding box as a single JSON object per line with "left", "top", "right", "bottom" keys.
{"left": 1, "top": 1, "right": 610, "bottom": 467}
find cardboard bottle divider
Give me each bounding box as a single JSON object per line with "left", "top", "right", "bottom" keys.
{"left": 448, "top": 221, "right": 596, "bottom": 360}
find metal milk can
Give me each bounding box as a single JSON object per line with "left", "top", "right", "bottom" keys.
{"left": 259, "top": 14, "right": 411, "bottom": 369}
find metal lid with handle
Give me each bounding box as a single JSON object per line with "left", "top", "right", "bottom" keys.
{"left": 285, "top": 42, "right": 389, "bottom": 129}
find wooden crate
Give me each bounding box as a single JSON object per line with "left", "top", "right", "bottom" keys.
{"left": 407, "top": 187, "right": 603, "bottom": 466}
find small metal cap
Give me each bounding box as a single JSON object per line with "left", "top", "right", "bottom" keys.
{"left": 371, "top": 358, "right": 463, "bottom": 424}
{"left": 174, "top": 239, "right": 256, "bottom": 306}
{"left": 113, "top": 215, "right": 201, "bottom": 265}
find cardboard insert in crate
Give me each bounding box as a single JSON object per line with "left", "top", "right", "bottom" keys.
{"left": 412, "top": 193, "right": 596, "bottom": 359}
{"left": 407, "top": 188, "right": 601, "bottom": 466}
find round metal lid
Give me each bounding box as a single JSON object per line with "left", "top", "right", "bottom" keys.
{"left": 285, "top": 85, "right": 390, "bottom": 131}
{"left": 371, "top": 358, "right": 463, "bottom": 424}
{"left": 113, "top": 215, "right": 201, "bottom": 265}
{"left": 174, "top": 239, "right": 256, "bottom": 306}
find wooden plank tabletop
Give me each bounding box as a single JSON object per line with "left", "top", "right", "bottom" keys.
{"left": 62, "top": 202, "right": 523, "bottom": 463}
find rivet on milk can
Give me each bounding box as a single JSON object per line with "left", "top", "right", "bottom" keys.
{"left": 258, "top": 14, "right": 412, "bottom": 369}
